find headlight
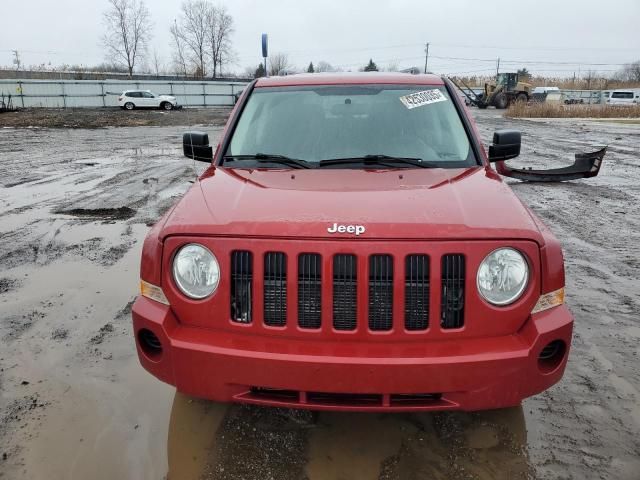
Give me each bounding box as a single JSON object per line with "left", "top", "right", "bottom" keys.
{"left": 477, "top": 248, "right": 529, "bottom": 306}
{"left": 172, "top": 244, "right": 220, "bottom": 299}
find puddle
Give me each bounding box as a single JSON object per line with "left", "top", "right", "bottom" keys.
{"left": 165, "top": 396, "right": 530, "bottom": 480}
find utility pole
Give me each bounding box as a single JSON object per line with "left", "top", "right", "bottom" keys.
{"left": 496, "top": 57, "right": 500, "bottom": 76}
{"left": 424, "top": 43, "right": 430, "bottom": 74}
{"left": 12, "top": 50, "right": 21, "bottom": 71}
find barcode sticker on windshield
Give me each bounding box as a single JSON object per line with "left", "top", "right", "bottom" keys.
{"left": 399, "top": 89, "right": 447, "bottom": 109}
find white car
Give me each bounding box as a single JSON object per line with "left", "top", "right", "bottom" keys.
{"left": 605, "top": 89, "right": 640, "bottom": 106}
{"left": 118, "top": 90, "right": 179, "bottom": 110}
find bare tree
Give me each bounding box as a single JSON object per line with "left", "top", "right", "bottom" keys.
{"left": 170, "top": 19, "right": 188, "bottom": 76}
{"left": 175, "top": 0, "right": 209, "bottom": 77}
{"left": 384, "top": 60, "right": 400, "bottom": 72}
{"left": 269, "top": 53, "right": 292, "bottom": 76}
{"left": 243, "top": 65, "right": 257, "bottom": 78}
{"left": 583, "top": 69, "right": 597, "bottom": 90}
{"left": 205, "top": 4, "right": 234, "bottom": 78}
{"left": 620, "top": 61, "right": 640, "bottom": 82}
{"left": 316, "top": 61, "right": 336, "bottom": 73}
{"left": 102, "top": 0, "right": 152, "bottom": 77}
{"left": 151, "top": 49, "right": 163, "bottom": 77}
{"left": 217, "top": 10, "right": 236, "bottom": 76}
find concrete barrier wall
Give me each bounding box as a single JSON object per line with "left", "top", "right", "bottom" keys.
{"left": 0, "top": 79, "right": 249, "bottom": 108}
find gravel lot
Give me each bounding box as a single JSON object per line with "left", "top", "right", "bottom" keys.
{"left": 0, "top": 108, "right": 638, "bottom": 480}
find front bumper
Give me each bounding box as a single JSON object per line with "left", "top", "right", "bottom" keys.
{"left": 132, "top": 297, "right": 573, "bottom": 411}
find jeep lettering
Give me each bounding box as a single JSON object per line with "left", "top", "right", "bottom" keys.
{"left": 328, "top": 223, "right": 366, "bottom": 235}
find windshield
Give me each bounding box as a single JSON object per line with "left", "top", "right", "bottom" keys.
{"left": 225, "top": 84, "right": 476, "bottom": 168}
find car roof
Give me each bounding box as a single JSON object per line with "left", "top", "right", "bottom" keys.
{"left": 255, "top": 72, "right": 445, "bottom": 88}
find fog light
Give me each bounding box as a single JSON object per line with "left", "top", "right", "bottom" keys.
{"left": 538, "top": 340, "right": 566, "bottom": 374}
{"left": 138, "top": 328, "right": 162, "bottom": 360}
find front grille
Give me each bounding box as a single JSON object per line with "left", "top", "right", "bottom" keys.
{"left": 250, "top": 387, "right": 298, "bottom": 401}
{"left": 298, "top": 253, "right": 322, "bottom": 329}
{"left": 245, "top": 388, "right": 446, "bottom": 408}
{"left": 333, "top": 254, "right": 357, "bottom": 331}
{"left": 264, "top": 252, "right": 287, "bottom": 326}
{"left": 229, "top": 250, "right": 467, "bottom": 333}
{"left": 441, "top": 254, "right": 465, "bottom": 329}
{"left": 368, "top": 255, "right": 393, "bottom": 331}
{"left": 405, "top": 255, "right": 430, "bottom": 330}
{"left": 390, "top": 393, "right": 442, "bottom": 405}
{"left": 230, "top": 251, "right": 252, "bottom": 323}
{"left": 307, "top": 392, "right": 382, "bottom": 405}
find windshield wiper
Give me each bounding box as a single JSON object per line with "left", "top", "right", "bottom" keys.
{"left": 223, "top": 153, "right": 312, "bottom": 169}
{"left": 318, "top": 155, "right": 437, "bottom": 168}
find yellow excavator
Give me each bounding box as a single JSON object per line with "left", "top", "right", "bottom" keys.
{"left": 456, "top": 73, "right": 532, "bottom": 109}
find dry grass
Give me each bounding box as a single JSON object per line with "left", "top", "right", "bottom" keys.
{"left": 504, "top": 102, "right": 640, "bottom": 119}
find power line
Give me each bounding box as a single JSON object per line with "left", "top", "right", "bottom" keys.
{"left": 429, "top": 41, "right": 640, "bottom": 52}
{"left": 429, "top": 54, "right": 631, "bottom": 66}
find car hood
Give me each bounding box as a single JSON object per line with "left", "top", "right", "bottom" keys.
{"left": 160, "top": 166, "right": 544, "bottom": 243}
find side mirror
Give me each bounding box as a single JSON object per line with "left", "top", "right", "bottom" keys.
{"left": 183, "top": 131, "right": 213, "bottom": 162}
{"left": 488, "top": 129, "right": 521, "bottom": 162}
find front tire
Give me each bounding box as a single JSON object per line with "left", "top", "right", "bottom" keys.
{"left": 161, "top": 102, "right": 173, "bottom": 111}
{"left": 493, "top": 93, "right": 508, "bottom": 109}
{"left": 516, "top": 93, "right": 528, "bottom": 103}
{"left": 124, "top": 102, "right": 135, "bottom": 110}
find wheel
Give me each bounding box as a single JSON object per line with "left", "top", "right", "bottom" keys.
{"left": 493, "top": 92, "right": 508, "bottom": 109}
{"left": 161, "top": 102, "right": 173, "bottom": 111}
{"left": 516, "top": 93, "right": 528, "bottom": 103}
{"left": 124, "top": 102, "right": 135, "bottom": 110}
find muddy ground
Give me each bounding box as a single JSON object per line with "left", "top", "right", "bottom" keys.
{"left": 0, "top": 108, "right": 638, "bottom": 480}
{"left": 0, "top": 107, "right": 231, "bottom": 129}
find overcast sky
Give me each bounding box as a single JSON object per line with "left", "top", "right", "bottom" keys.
{"left": 1, "top": 0, "right": 639, "bottom": 77}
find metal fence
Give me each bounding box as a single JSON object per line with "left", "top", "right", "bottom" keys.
{"left": 0, "top": 79, "right": 249, "bottom": 108}
{"left": 558, "top": 89, "right": 603, "bottom": 105}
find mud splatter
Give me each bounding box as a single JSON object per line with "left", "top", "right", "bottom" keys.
{"left": 54, "top": 207, "right": 136, "bottom": 221}
{"left": 0, "top": 278, "right": 20, "bottom": 294}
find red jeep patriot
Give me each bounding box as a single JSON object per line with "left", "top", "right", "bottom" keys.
{"left": 132, "top": 73, "right": 572, "bottom": 411}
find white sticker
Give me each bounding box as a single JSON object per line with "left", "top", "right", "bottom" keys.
{"left": 399, "top": 89, "right": 447, "bottom": 109}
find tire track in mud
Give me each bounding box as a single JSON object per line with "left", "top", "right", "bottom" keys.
{"left": 476, "top": 110, "right": 640, "bottom": 480}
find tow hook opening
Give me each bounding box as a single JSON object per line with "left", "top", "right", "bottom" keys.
{"left": 138, "top": 328, "right": 163, "bottom": 361}
{"left": 538, "top": 340, "right": 566, "bottom": 374}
